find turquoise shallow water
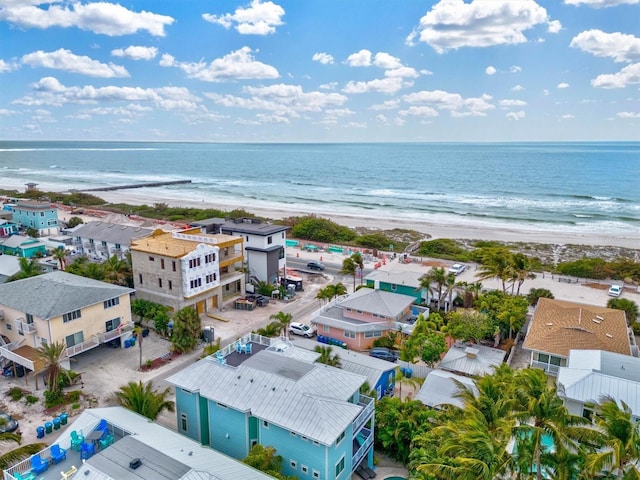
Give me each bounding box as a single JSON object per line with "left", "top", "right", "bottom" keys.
{"left": 1, "top": 141, "right": 639, "bottom": 236}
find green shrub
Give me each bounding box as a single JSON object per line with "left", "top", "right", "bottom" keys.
{"left": 7, "top": 387, "right": 25, "bottom": 401}
{"left": 72, "top": 403, "right": 81, "bottom": 410}
{"left": 24, "top": 395, "right": 39, "bottom": 405}
{"left": 290, "top": 216, "right": 356, "bottom": 243}
{"left": 44, "top": 390, "right": 65, "bottom": 408}
{"left": 66, "top": 390, "right": 81, "bottom": 403}
{"left": 355, "top": 232, "right": 394, "bottom": 250}
{"left": 415, "top": 238, "right": 467, "bottom": 260}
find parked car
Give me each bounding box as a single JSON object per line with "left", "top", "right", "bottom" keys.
{"left": 2, "top": 362, "right": 25, "bottom": 378}
{"left": 307, "top": 261, "right": 325, "bottom": 271}
{"left": 608, "top": 284, "right": 623, "bottom": 297}
{"left": 289, "top": 322, "right": 316, "bottom": 337}
{"left": 0, "top": 412, "right": 18, "bottom": 433}
{"left": 369, "top": 347, "right": 399, "bottom": 362}
{"left": 448, "top": 263, "right": 466, "bottom": 275}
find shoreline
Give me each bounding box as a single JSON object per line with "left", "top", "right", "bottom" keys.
{"left": 92, "top": 190, "right": 640, "bottom": 250}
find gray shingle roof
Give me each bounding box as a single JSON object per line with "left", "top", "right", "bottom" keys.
{"left": 72, "top": 221, "right": 153, "bottom": 245}
{"left": 337, "top": 288, "right": 415, "bottom": 318}
{"left": 167, "top": 349, "right": 366, "bottom": 445}
{"left": 0, "top": 271, "right": 133, "bottom": 319}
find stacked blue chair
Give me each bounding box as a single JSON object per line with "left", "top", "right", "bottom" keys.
{"left": 30, "top": 453, "right": 49, "bottom": 474}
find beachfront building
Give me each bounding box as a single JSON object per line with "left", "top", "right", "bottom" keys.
{"left": 130, "top": 228, "right": 244, "bottom": 313}
{"left": 4, "top": 406, "right": 277, "bottom": 480}
{"left": 438, "top": 342, "right": 506, "bottom": 377}
{"left": 71, "top": 221, "right": 153, "bottom": 260}
{"left": 557, "top": 349, "right": 640, "bottom": 421}
{"left": 311, "top": 288, "right": 417, "bottom": 351}
{"left": 0, "top": 219, "right": 18, "bottom": 237}
{"left": 0, "top": 271, "right": 134, "bottom": 376}
{"left": 522, "top": 298, "right": 635, "bottom": 376}
{"left": 364, "top": 268, "right": 426, "bottom": 304}
{"left": 0, "top": 234, "right": 46, "bottom": 258}
{"left": 9, "top": 200, "right": 59, "bottom": 235}
{"left": 288, "top": 337, "right": 397, "bottom": 399}
{"left": 167, "top": 337, "right": 375, "bottom": 480}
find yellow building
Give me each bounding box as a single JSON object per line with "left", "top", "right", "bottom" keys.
{"left": 130, "top": 228, "right": 244, "bottom": 313}
{"left": 0, "top": 271, "right": 134, "bottom": 375}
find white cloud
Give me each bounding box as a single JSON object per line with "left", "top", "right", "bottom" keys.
{"left": 370, "top": 100, "right": 400, "bottom": 110}
{"left": 486, "top": 66, "right": 497, "bottom": 75}
{"left": 512, "top": 84, "right": 525, "bottom": 91}
{"left": 385, "top": 67, "right": 419, "bottom": 78}
{"left": 403, "top": 89, "right": 495, "bottom": 116}
{"left": 312, "top": 53, "right": 334, "bottom": 65}
{"left": 617, "top": 111, "right": 640, "bottom": 117}
{"left": 111, "top": 46, "right": 158, "bottom": 61}
{"left": 13, "top": 76, "right": 199, "bottom": 110}
{"left": 564, "top": 0, "right": 639, "bottom": 7}
{"left": 499, "top": 99, "right": 528, "bottom": 107}
{"left": 510, "top": 65, "right": 522, "bottom": 73}
{"left": 406, "top": 0, "right": 560, "bottom": 53}
{"left": 376, "top": 114, "right": 388, "bottom": 122}
{"left": 399, "top": 106, "right": 439, "bottom": 117}
{"left": 21, "top": 48, "right": 129, "bottom": 78}
{"left": 346, "top": 49, "right": 372, "bottom": 67}
{"left": 160, "top": 46, "right": 279, "bottom": 82}
{"left": 0, "top": 108, "right": 18, "bottom": 115}
{"left": 0, "top": 1, "right": 174, "bottom": 36}
{"left": 557, "top": 82, "right": 570, "bottom": 88}
{"left": 591, "top": 63, "right": 640, "bottom": 88}
{"left": 84, "top": 104, "right": 153, "bottom": 118}
{"left": 560, "top": 114, "right": 575, "bottom": 119}
{"left": 570, "top": 30, "right": 640, "bottom": 63}
{"left": 345, "top": 121, "right": 367, "bottom": 128}
{"left": 543, "top": 89, "right": 550, "bottom": 95}
{"left": 319, "top": 82, "right": 338, "bottom": 90}
{"left": 506, "top": 110, "right": 525, "bottom": 120}
{"left": 373, "top": 52, "right": 402, "bottom": 69}
{"left": 548, "top": 20, "right": 562, "bottom": 33}
{"left": 0, "top": 59, "right": 17, "bottom": 72}
{"left": 203, "top": 0, "right": 284, "bottom": 35}
{"left": 343, "top": 77, "right": 411, "bottom": 94}
{"left": 205, "top": 83, "right": 347, "bottom": 116}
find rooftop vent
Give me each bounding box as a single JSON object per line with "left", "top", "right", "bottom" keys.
{"left": 606, "top": 333, "right": 613, "bottom": 338}
{"left": 546, "top": 322, "right": 553, "bottom": 326}
{"left": 465, "top": 347, "right": 479, "bottom": 359}
{"left": 129, "top": 458, "right": 142, "bottom": 470}
{"left": 596, "top": 315, "right": 604, "bottom": 321}
{"left": 592, "top": 319, "right": 601, "bottom": 324}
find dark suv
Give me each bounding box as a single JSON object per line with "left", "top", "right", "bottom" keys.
{"left": 307, "top": 261, "right": 325, "bottom": 271}
{"left": 369, "top": 347, "right": 399, "bottom": 362}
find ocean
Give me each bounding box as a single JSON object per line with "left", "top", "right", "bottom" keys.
{"left": 1, "top": 141, "right": 639, "bottom": 237}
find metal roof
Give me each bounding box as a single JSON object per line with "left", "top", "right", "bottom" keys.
{"left": 72, "top": 221, "right": 153, "bottom": 245}
{"left": 0, "top": 271, "right": 133, "bottom": 319}
{"left": 364, "top": 269, "right": 424, "bottom": 288}
{"left": 0, "top": 235, "right": 45, "bottom": 248}
{"left": 566, "top": 349, "right": 640, "bottom": 382}
{"left": 167, "top": 349, "right": 367, "bottom": 445}
{"left": 69, "top": 407, "right": 276, "bottom": 480}
{"left": 337, "top": 288, "right": 415, "bottom": 318}
{"left": 438, "top": 343, "right": 506, "bottom": 377}
{"left": 221, "top": 220, "right": 288, "bottom": 236}
{"left": 415, "top": 369, "right": 477, "bottom": 409}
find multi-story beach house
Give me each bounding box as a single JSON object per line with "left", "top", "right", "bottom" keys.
{"left": 167, "top": 337, "right": 375, "bottom": 480}
{"left": 522, "top": 297, "right": 635, "bottom": 375}
{"left": 311, "top": 287, "right": 417, "bottom": 350}
{"left": 69, "top": 221, "right": 152, "bottom": 260}
{"left": 0, "top": 219, "right": 19, "bottom": 237}
{"left": 191, "top": 217, "right": 288, "bottom": 285}
{"left": 0, "top": 234, "right": 47, "bottom": 258}
{"left": 130, "top": 228, "right": 244, "bottom": 313}
{"left": 9, "top": 200, "right": 59, "bottom": 236}
{"left": 0, "top": 271, "right": 134, "bottom": 375}
{"left": 364, "top": 268, "right": 426, "bottom": 304}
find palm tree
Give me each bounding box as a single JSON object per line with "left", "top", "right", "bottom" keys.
{"left": 443, "top": 273, "right": 457, "bottom": 312}
{"left": 607, "top": 298, "right": 639, "bottom": 325}
{"left": 340, "top": 257, "right": 357, "bottom": 291}
{"left": 508, "top": 252, "right": 536, "bottom": 295}
{"left": 0, "top": 438, "right": 47, "bottom": 470}
{"left": 421, "top": 267, "right": 447, "bottom": 311}
{"left": 417, "top": 273, "right": 433, "bottom": 306}
{"left": 103, "top": 254, "right": 128, "bottom": 285}
{"left": 351, "top": 252, "right": 364, "bottom": 286}
{"left": 327, "top": 282, "right": 347, "bottom": 300}
{"left": 584, "top": 396, "right": 640, "bottom": 479}
{"left": 255, "top": 321, "right": 282, "bottom": 338}
{"left": 171, "top": 306, "right": 201, "bottom": 353}
{"left": 314, "top": 345, "right": 341, "bottom": 367}
{"left": 133, "top": 325, "right": 144, "bottom": 369}
{"left": 477, "top": 249, "right": 511, "bottom": 293}
{"left": 7, "top": 257, "right": 43, "bottom": 282}
{"left": 37, "top": 341, "right": 69, "bottom": 395}
{"left": 115, "top": 380, "right": 175, "bottom": 420}
{"left": 52, "top": 247, "right": 67, "bottom": 271}
{"left": 270, "top": 311, "right": 293, "bottom": 338}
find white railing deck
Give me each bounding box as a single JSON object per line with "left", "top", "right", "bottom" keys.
{"left": 351, "top": 428, "right": 374, "bottom": 470}
{"left": 352, "top": 395, "right": 374, "bottom": 434}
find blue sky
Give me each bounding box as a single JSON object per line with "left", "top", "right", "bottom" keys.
{"left": 0, "top": 0, "right": 638, "bottom": 142}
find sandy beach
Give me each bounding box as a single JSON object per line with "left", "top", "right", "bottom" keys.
{"left": 93, "top": 190, "right": 640, "bottom": 249}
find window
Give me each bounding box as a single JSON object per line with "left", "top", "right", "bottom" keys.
{"left": 322, "top": 325, "right": 330, "bottom": 332}
{"left": 65, "top": 331, "right": 84, "bottom": 348}
{"left": 148, "top": 256, "right": 154, "bottom": 262}
{"left": 105, "top": 318, "right": 121, "bottom": 332}
{"left": 246, "top": 235, "right": 249, "bottom": 242}
{"left": 181, "top": 413, "right": 188, "bottom": 431}
{"left": 344, "top": 330, "right": 355, "bottom": 339}
{"left": 89, "top": 239, "right": 94, "bottom": 245}
{"left": 281, "top": 232, "right": 285, "bottom": 238}
{"left": 63, "top": 309, "right": 82, "bottom": 323}
{"left": 206, "top": 273, "right": 216, "bottom": 284}
{"left": 301, "top": 465, "right": 309, "bottom": 474}
{"left": 168, "top": 280, "right": 172, "bottom": 290}
{"left": 101, "top": 241, "right": 107, "bottom": 247}
{"left": 312, "top": 471, "right": 320, "bottom": 479}
{"left": 537, "top": 353, "right": 550, "bottom": 363}
{"left": 25, "top": 314, "right": 34, "bottom": 324}
{"left": 161, "top": 258, "right": 165, "bottom": 269}
{"left": 290, "top": 460, "right": 297, "bottom": 469}
{"left": 172, "top": 261, "right": 176, "bottom": 272}
{"left": 139, "top": 274, "right": 143, "bottom": 284}
{"left": 6, "top": 323, "right": 11, "bottom": 331}
{"left": 40, "top": 212, "right": 44, "bottom": 217}
{"left": 335, "top": 457, "right": 345, "bottom": 477}
{"left": 267, "top": 236, "right": 273, "bottom": 244}
{"left": 103, "top": 297, "right": 120, "bottom": 309}
{"left": 550, "top": 356, "right": 562, "bottom": 366}
{"left": 364, "top": 330, "right": 382, "bottom": 338}
{"left": 336, "top": 430, "right": 345, "bottom": 445}
{"left": 40, "top": 337, "right": 48, "bottom": 347}
{"left": 205, "top": 253, "right": 216, "bottom": 263}
{"left": 190, "top": 278, "right": 202, "bottom": 289}
{"left": 158, "top": 278, "right": 163, "bottom": 288}
{"left": 115, "top": 243, "right": 121, "bottom": 249}
{"left": 189, "top": 257, "right": 202, "bottom": 268}
{"left": 391, "top": 284, "right": 397, "bottom": 291}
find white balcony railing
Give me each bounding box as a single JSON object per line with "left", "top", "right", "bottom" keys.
{"left": 352, "top": 395, "right": 374, "bottom": 434}
{"left": 14, "top": 318, "right": 36, "bottom": 334}
{"left": 65, "top": 337, "right": 100, "bottom": 357}
{"left": 351, "top": 427, "right": 374, "bottom": 470}
{"left": 98, "top": 322, "right": 134, "bottom": 344}
{"left": 531, "top": 360, "right": 560, "bottom": 376}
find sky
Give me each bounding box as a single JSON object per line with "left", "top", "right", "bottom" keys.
{"left": 0, "top": 0, "right": 639, "bottom": 143}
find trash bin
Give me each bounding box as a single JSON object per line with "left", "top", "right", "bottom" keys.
{"left": 53, "top": 417, "right": 61, "bottom": 430}
{"left": 130, "top": 337, "right": 136, "bottom": 346}
{"left": 60, "top": 412, "right": 68, "bottom": 425}
{"left": 124, "top": 339, "right": 131, "bottom": 348}
{"left": 405, "top": 368, "right": 413, "bottom": 379}
{"left": 45, "top": 421, "right": 53, "bottom": 434}
{"left": 36, "top": 426, "right": 45, "bottom": 439}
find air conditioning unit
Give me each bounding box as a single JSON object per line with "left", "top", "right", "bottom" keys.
{"left": 129, "top": 458, "right": 142, "bottom": 469}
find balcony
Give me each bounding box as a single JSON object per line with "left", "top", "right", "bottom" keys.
{"left": 65, "top": 337, "right": 100, "bottom": 357}
{"left": 351, "top": 427, "right": 374, "bottom": 470}
{"left": 14, "top": 318, "right": 36, "bottom": 334}
{"left": 531, "top": 360, "right": 560, "bottom": 376}
{"left": 98, "top": 322, "right": 133, "bottom": 344}
{"left": 352, "top": 395, "right": 374, "bottom": 434}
